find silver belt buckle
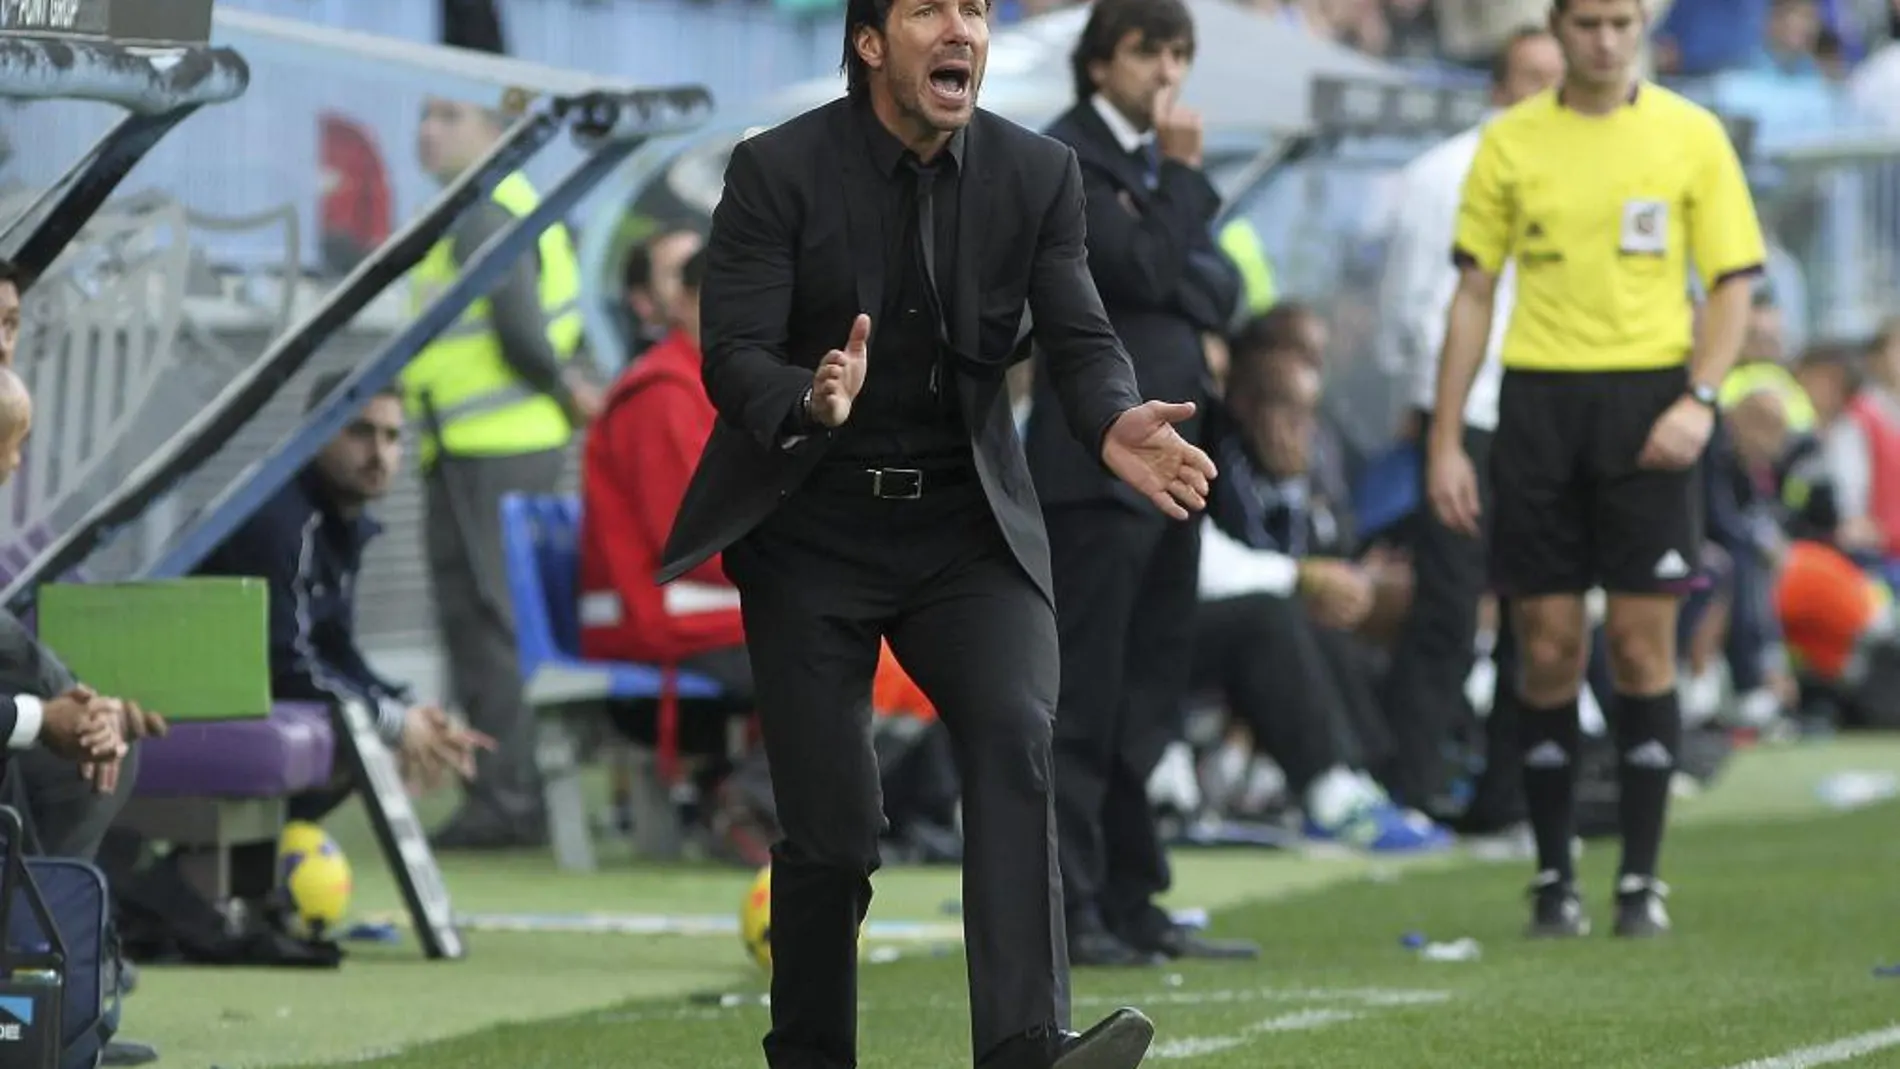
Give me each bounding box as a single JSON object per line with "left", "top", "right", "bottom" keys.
{"left": 870, "top": 468, "right": 924, "bottom": 500}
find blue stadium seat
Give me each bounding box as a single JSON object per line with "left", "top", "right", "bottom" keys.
{"left": 498, "top": 492, "right": 724, "bottom": 708}
{"left": 1351, "top": 442, "right": 1421, "bottom": 544}
{"left": 497, "top": 492, "right": 724, "bottom": 870}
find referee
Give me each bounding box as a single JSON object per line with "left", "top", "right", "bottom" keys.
{"left": 1427, "top": 0, "right": 1764, "bottom": 940}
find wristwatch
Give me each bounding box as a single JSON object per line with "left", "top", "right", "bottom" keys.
{"left": 1688, "top": 382, "right": 1719, "bottom": 409}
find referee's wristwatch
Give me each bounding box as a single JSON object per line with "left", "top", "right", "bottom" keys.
{"left": 1688, "top": 382, "right": 1719, "bottom": 409}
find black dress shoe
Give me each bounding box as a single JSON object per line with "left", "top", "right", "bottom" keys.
{"left": 1136, "top": 924, "right": 1261, "bottom": 961}
{"left": 1070, "top": 928, "right": 1164, "bottom": 968}
{"left": 979, "top": 1009, "right": 1156, "bottom": 1069}
{"left": 101, "top": 1039, "right": 160, "bottom": 1066}
{"left": 1053, "top": 1008, "right": 1155, "bottom": 1069}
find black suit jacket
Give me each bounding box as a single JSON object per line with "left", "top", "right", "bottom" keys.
{"left": 1025, "top": 101, "right": 1240, "bottom": 511}
{"left": 659, "top": 99, "right": 1144, "bottom": 606}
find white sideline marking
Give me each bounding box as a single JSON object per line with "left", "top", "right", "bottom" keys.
{"left": 1150, "top": 1009, "right": 1360, "bottom": 1060}
{"left": 1715, "top": 1026, "right": 1900, "bottom": 1069}
{"left": 1074, "top": 986, "right": 1451, "bottom": 1009}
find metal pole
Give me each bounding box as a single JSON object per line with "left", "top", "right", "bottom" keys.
{"left": 0, "top": 38, "right": 250, "bottom": 282}
{"left": 1, "top": 84, "right": 711, "bottom": 612}
{"left": 140, "top": 127, "right": 658, "bottom": 580}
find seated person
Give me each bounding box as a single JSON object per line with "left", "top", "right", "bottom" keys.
{"left": 0, "top": 364, "right": 155, "bottom": 1065}
{"left": 580, "top": 245, "right": 745, "bottom": 684}
{"left": 194, "top": 374, "right": 492, "bottom": 892}
{"left": 1781, "top": 341, "right": 1900, "bottom": 568}
{"left": 1198, "top": 345, "right": 1450, "bottom": 852}
{"left": 579, "top": 246, "right": 752, "bottom": 762}
{"left": 0, "top": 365, "right": 148, "bottom": 854}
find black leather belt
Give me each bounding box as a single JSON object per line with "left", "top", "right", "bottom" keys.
{"left": 805, "top": 464, "right": 977, "bottom": 500}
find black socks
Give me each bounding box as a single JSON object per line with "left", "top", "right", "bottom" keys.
{"left": 1518, "top": 698, "right": 1581, "bottom": 882}
{"left": 1612, "top": 689, "right": 1681, "bottom": 882}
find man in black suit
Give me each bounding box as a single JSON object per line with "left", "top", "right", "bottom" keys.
{"left": 1024, "top": 0, "right": 1255, "bottom": 967}
{"left": 659, "top": 0, "right": 1217, "bottom": 1063}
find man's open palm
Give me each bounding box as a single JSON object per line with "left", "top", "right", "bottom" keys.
{"left": 1101, "top": 400, "right": 1217, "bottom": 520}
{"left": 810, "top": 314, "right": 872, "bottom": 428}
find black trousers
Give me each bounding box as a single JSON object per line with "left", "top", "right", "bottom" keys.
{"left": 1045, "top": 503, "right": 1197, "bottom": 941}
{"left": 1192, "top": 593, "right": 1376, "bottom": 796}
{"left": 724, "top": 479, "right": 1067, "bottom": 1069}
{"left": 1379, "top": 416, "right": 1494, "bottom": 810}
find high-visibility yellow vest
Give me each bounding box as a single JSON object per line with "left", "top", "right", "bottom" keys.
{"left": 1218, "top": 219, "right": 1277, "bottom": 318}
{"left": 402, "top": 171, "right": 584, "bottom": 466}
{"left": 1720, "top": 360, "right": 1816, "bottom": 433}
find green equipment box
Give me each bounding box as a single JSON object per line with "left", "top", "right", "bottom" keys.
{"left": 36, "top": 579, "right": 272, "bottom": 721}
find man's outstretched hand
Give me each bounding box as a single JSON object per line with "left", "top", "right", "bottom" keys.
{"left": 400, "top": 705, "right": 496, "bottom": 795}
{"left": 809, "top": 314, "right": 872, "bottom": 429}
{"left": 1101, "top": 401, "right": 1218, "bottom": 520}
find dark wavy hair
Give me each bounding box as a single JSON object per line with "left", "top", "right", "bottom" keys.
{"left": 1070, "top": 0, "right": 1195, "bottom": 104}
{"left": 842, "top": 0, "right": 896, "bottom": 102}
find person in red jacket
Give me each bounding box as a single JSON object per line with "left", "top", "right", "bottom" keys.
{"left": 580, "top": 246, "right": 754, "bottom": 773}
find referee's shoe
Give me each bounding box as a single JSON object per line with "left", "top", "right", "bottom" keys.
{"left": 1526, "top": 872, "right": 1671, "bottom": 939}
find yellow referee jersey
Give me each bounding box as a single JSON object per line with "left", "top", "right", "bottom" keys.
{"left": 1452, "top": 84, "right": 1766, "bottom": 373}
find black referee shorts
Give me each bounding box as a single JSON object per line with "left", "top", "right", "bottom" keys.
{"left": 1490, "top": 366, "right": 1703, "bottom": 598}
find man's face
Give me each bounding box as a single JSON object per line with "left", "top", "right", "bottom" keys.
{"left": 0, "top": 281, "right": 19, "bottom": 367}
{"left": 314, "top": 396, "right": 403, "bottom": 506}
{"left": 1768, "top": 0, "right": 1819, "bottom": 55}
{"left": 1727, "top": 391, "right": 1790, "bottom": 467}
{"left": 1795, "top": 361, "right": 1848, "bottom": 421}
{"left": 1288, "top": 312, "right": 1330, "bottom": 367}
{"left": 1552, "top": 0, "right": 1646, "bottom": 89}
{"left": 1742, "top": 300, "right": 1785, "bottom": 362}
{"left": 1239, "top": 358, "right": 1321, "bottom": 479}
{"left": 1497, "top": 33, "right": 1565, "bottom": 106}
{"left": 1090, "top": 29, "right": 1194, "bottom": 133}
{"left": 417, "top": 98, "right": 499, "bottom": 182}
{"left": 0, "top": 392, "right": 28, "bottom": 488}
{"left": 859, "top": 0, "right": 991, "bottom": 134}
{"left": 629, "top": 230, "right": 703, "bottom": 328}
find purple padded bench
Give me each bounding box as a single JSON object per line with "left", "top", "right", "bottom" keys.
{"left": 118, "top": 702, "right": 337, "bottom": 906}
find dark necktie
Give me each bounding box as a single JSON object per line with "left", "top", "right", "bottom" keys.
{"left": 906, "top": 158, "right": 944, "bottom": 318}
{"left": 1134, "top": 141, "right": 1160, "bottom": 190}
{"left": 904, "top": 157, "right": 951, "bottom": 399}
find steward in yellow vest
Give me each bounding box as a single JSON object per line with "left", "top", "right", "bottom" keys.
{"left": 403, "top": 170, "right": 586, "bottom": 467}
{"left": 409, "top": 94, "right": 598, "bottom": 850}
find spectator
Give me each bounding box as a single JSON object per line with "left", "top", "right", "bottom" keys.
{"left": 1848, "top": 0, "right": 1900, "bottom": 128}
{"left": 1782, "top": 343, "right": 1862, "bottom": 542}
{"left": 1200, "top": 341, "right": 1452, "bottom": 851}
{"left": 1707, "top": 0, "right": 1857, "bottom": 150}
{"left": 1432, "top": 0, "right": 1554, "bottom": 68}
{"left": 1654, "top": 0, "right": 1772, "bottom": 75}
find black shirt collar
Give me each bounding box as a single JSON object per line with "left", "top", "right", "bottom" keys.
{"left": 855, "top": 98, "right": 965, "bottom": 177}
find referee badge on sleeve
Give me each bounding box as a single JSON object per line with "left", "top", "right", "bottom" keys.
{"left": 1619, "top": 200, "right": 1668, "bottom": 256}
